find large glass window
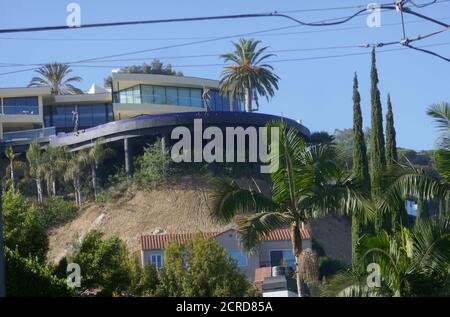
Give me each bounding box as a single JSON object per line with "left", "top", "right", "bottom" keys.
{"left": 47, "top": 103, "right": 112, "bottom": 132}
{"left": 190, "top": 89, "right": 202, "bottom": 107}
{"left": 228, "top": 250, "right": 248, "bottom": 267}
{"left": 79, "top": 104, "right": 93, "bottom": 127}
{"left": 141, "top": 85, "right": 154, "bottom": 104}
{"left": 178, "top": 88, "right": 190, "bottom": 106}
{"left": 153, "top": 86, "right": 166, "bottom": 104}
{"left": 3, "top": 96, "right": 39, "bottom": 115}
{"left": 116, "top": 85, "right": 236, "bottom": 110}
{"left": 166, "top": 87, "right": 178, "bottom": 105}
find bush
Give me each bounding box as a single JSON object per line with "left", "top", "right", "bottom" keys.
{"left": 95, "top": 190, "right": 113, "bottom": 206}
{"left": 5, "top": 248, "right": 75, "bottom": 297}
{"left": 69, "top": 230, "right": 132, "bottom": 296}
{"left": 134, "top": 139, "right": 172, "bottom": 186}
{"left": 129, "top": 257, "right": 160, "bottom": 296}
{"left": 2, "top": 188, "right": 48, "bottom": 261}
{"left": 156, "top": 235, "right": 257, "bottom": 297}
{"left": 319, "top": 256, "right": 347, "bottom": 280}
{"left": 37, "top": 197, "right": 77, "bottom": 229}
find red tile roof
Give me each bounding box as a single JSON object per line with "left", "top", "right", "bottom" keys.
{"left": 141, "top": 228, "right": 310, "bottom": 250}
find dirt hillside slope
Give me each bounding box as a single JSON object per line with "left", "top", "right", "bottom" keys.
{"left": 47, "top": 175, "right": 351, "bottom": 265}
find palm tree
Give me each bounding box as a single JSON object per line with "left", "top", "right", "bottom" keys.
{"left": 41, "top": 145, "right": 69, "bottom": 197}
{"left": 427, "top": 102, "right": 449, "bottom": 184}
{"left": 64, "top": 152, "right": 86, "bottom": 206}
{"left": 4, "top": 146, "right": 27, "bottom": 194}
{"left": 210, "top": 121, "right": 354, "bottom": 296}
{"left": 28, "top": 62, "right": 83, "bottom": 95}
{"left": 321, "top": 216, "right": 450, "bottom": 297}
{"left": 26, "top": 141, "right": 44, "bottom": 203}
{"left": 219, "top": 39, "right": 279, "bottom": 112}
{"left": 79, "top": 139, "right": 112, "bottom": 199}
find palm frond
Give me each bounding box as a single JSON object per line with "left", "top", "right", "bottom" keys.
{"left": 209, "top": 178, "right": 278, "bottom": 224}
{"left": 236, "top": 211, "right": 293, "bottom": 250}
{"left": 320, "top": 270, "right": 381, "bottom": 297}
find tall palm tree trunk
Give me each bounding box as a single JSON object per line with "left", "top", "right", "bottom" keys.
{"left": 36, "top": 178, "right": 43, "bottom": 203}
{"left": 52, "top": 180, "right": 57, "bottom": 197}
{"left": 291, "top": 222, "right": 304, "bottom": 297}
{"left": 244, "top": 83, "right": 252, "bottom": 113}
{"left": 76, "top": 177, "right": 82, "bottom": 206}
{"left": 73, "top": 180, "right": 79, "bottom": 206}
{"left": 10, "top": 163, "right": 15, "bottom": 194}
{"left": 91, "top": 164, "right": 97, "bottom": 200}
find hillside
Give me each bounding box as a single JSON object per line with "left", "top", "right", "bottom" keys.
{"left": 47, "top": 175, "right": 351, "bottom": 265}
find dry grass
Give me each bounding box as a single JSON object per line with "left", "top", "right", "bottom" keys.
{"left": 47, "top": 175, "right": 351, "bottom": 265}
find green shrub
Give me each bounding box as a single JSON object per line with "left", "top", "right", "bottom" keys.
{"left": 5, "top": 248, "right": 75, "bottom": 297}
{"left": 2, "top": 188, "right": 48, "bottom": 261}
{"left": 70, "top": 230, "right": 132, "bottom": 296}
{"left": 95, "top": 190, "right": 113, "bottom": 206}
{"left": 156, "top": 235, "right": 257, "bottom": 297}
{"left": 134, "top": 139, "right": 172, "bottom": 186}
{"left": 129, "top": 257, "right": 160, "bottom": 296}
{"left": 37, "top": 197, "right": 77, "bottom": 229}
{"left": 319, "top": 256, "right": 347, "bottom": 280}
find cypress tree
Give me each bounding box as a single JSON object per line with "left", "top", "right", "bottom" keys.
{"left": 351, "top": 72, "right": 370, "bottom": 267}
{"left": 385, "top": 94, "right": 398, "bottom": 165}
{"left": 369, "top": 48, "right": 387, "bottom": 232}
{"left": 352, "top": 73, "right": 370, "bottom": 187}
{"left": 369, "top": 48, "right": 386, "bottom": 199}
{"left": 385, "top": 94, "right": 407, "bottom": 229}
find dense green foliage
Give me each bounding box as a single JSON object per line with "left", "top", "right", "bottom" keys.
{"left": 155, "top": 236, "right": 256, "bottom": 297}
{"left": 104, "top": 59, "right": 183, "bottom": 87}
{"left": 2, "top": 188, "right": 48, "bottom": 261}
{"left": 351, "top": 73, "right": 370, "bottom": 267}
{"left": 69, "top": 230, "right": 132, "bottom": 296}
{"left": 385, "top": 94, "right": 398, "bottom": 166}
{"left": 369, "top": 48, "right": 386, "bottom": 202}
{"left": 5, "top": 248, "right": 74, "bottom": 297}
{"left": 36, "top": 197, "right": 77, "bottom": 230}
{"left": 319, "top": 256, "right": 347, "bottom": 280}
{"left": 321, "top": 216, "right": 450, "bottom": 297}
{"left": 134, "top": 139, "right": 173, "bottom": 186}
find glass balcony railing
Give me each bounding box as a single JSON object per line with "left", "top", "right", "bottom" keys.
{"left": 1, "top": 127, "right": 56, "bottom": 142}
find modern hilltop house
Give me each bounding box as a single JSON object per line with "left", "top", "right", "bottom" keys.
{"left": 1, "top": 72, "right": 312, "bottom": 294}
{"left": 0, "top": 73, "right": 309, "bottom": 173}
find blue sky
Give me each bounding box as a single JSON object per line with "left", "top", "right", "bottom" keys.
{"left": 0, "top": 0, "right": 449, "bottom": 150}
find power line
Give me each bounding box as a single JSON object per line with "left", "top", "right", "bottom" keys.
{"left": 5, "top": 10, "right": 383, "bottom": 69}
{"left": 406, "top": 43, "right": 450, "bottom": 61}
{"left": 2, "top": 2, "right": 448, "bottom": 35}
{"left": 0, "top": 10, "right": 374, "bottom": 34}
{"left": 0, "top": 2, "right": 448, "bottom": 69}
{"left": 0, "top": 42, "right": 449, "bottom": 75}
{"left": 1, "top": 14, "right": 447, "bottom": 43}
{"left": 0, "top": 44, "right": 369, "bottom": 68}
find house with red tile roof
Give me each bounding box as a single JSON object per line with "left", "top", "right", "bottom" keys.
{"left": 140, "top": 228, "right": 311, "bottom": 281}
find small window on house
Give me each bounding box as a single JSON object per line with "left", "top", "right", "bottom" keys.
{"left": 150, "top": 254, "right": 163, "bottom": 269}
{"left": 228, "top": 250, "right": 248, "bottom": 267}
